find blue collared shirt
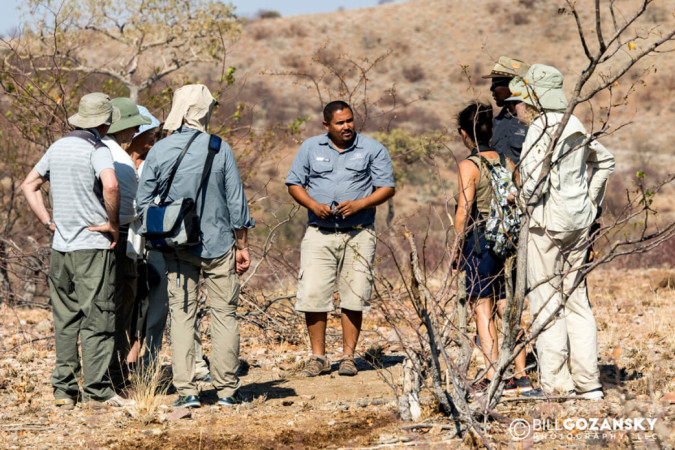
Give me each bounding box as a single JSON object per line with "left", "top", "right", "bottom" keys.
{"left": 493, "top": 107, "right": 528, "bottom": 164}
{"left": 136, "top": 126, "right": 254, "bottom": 259}
{"left": 285, "top": 133, "right": 395, "bottom": 228}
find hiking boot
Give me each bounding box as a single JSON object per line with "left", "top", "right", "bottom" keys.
{"left": 504, "top": 375, "right": 534, "bottom": 396}
{"left": 54, "top": 397, "right": 76, "bottom": 410}
{"left": 338, "top": 357, "right": 358, "bottom": 376}
{"left": 218, "top": 391, "right": 243, "bottom": 407}
{"left": 173, "top": 395, "right": 201, "bottom": 409}
{"left": 574, "top": 387, "right": 604, "bottom": 401}
{"left": 471, "top": 378, "right": 492, "bottom": 398}
{"left": 300, "top": 356, "right": 330, "bottom": 377}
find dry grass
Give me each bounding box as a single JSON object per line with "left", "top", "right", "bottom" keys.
{"left": 128, "top": 358, "right": 171, "bottom": 424}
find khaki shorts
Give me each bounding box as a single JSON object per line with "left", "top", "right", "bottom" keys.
{"left": 295, "top": 225, "right": 377, "bottom": 313}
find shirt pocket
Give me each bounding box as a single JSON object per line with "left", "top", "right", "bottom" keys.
{"left": 310, "top": 160, "right": 333, "bottom": 175}
{"left": 345, "top": 157, "right": 368, "bottom": 173}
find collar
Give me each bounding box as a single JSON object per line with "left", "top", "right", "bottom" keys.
{"left": 82, "top": 128, "right": 102, "bottom": 140}
{"left": 319, "top": 133, "right": 360, "bottom": 152}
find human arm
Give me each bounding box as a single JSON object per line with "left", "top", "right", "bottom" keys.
{"left": 287, "top": 184, "right": 333, "bottom": 219}
{"left": 454, "top": 160, "right": 479, "bottom": 237}
{"left": 335, "top": 187, "right": 395, "bottom": 217}
{"left": 234, "top": 228, "right": 250, "bottom": 275}
{"left": 21, "top": 169, "right": 54, "bottom": 232}
{"left": 88, "top": 168, "right": 120, "bottom": 249}
{"left": 586, "top": 139, "right": 615, "bottom": 207}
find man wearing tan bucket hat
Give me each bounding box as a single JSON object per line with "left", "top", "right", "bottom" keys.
{"left": 102, "top": 97, "right": 151, "bottom": 393}
{"left": 21, "top": 92, "right": 133, "bottom": 408}
{"left": 507, "top": 64, "right": 615, "bottom": 400}
{"left": 482, "top": 56, "right": 530, "bottom": 164}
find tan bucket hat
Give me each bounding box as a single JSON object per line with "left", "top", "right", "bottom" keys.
{"left": 68, "top": 93, "right": 121, "bottom": 129}
{"left": 108, "top": 98, "right": 152, "bottom": 134}
{"left": 482, "top": 56, "right": 530, "bottom": 79}
{"left": 506, "top": 64, "right": 569, "bottom": 110}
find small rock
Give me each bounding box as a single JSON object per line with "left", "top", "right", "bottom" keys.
{"left": 166, "top": 407, "right": 192, "bottom": 421}
{"left": 661, "top": 392, "right": 675, "bottom": 404}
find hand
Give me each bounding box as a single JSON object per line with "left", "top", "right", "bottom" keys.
{"left": 507, "top": 192, "right": 516, "bottom": 204}
{"left": 235, "top": 248, "right": 251, "bottom": 275}
{"left": 48, "top": 222, "right": 55, "bottom": 233}
{"left": 336, "top": 199, "right": 364, "bottom": 218}
{"left": 88, "top": 221, "right": 119, "bottom": 249}
{"left": 311, "top": 202, "right": 333, "bottom": 220}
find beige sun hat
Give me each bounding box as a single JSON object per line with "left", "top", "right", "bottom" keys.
{"left": 482, "top": 56, "right": 530, "bottom": 79}
{"left": 68, "top": 93, "right": 121, "bottom": 129}
{"left": 163, "top": 84, "right": 217, "bottom": 133}
{"left": 506, "top": 64, "right": 569, "bottom": 110}
{"left": 107, "top": 98, "right": 152, "bottom": 134}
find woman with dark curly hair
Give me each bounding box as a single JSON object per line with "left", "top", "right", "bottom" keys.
{"left": 454, "top": 102, "right": 531, "bottom": 397}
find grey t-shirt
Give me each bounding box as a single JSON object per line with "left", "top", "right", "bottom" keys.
{"left": 35, "top": 131, "right": 115, "bottom": 251}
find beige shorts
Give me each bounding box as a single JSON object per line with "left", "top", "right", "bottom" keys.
{"left": 295, "top": 225, "right": 377, "bottom": 313}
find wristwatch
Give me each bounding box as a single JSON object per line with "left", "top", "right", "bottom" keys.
{"left": 44, "top": 219, "right": 54, "bottom": 229}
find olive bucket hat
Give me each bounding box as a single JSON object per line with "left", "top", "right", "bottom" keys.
{"left": 482, "top": 56, "right": 530, "bottom": 79}
{"left": 68, "top": 92, "right": 121, "bottom": 129}
{"left": 108, "top": 97, "right": 152, "bottom": 134}
{"left": 507, "top": 64, "right": 569, "bottom": 111}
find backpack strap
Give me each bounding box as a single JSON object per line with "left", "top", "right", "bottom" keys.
{"left": 159, "top": 132, "right": 201, "bottom": 205}
{"left": 194, "top": 135, "right": 221, "bottom": 200}
{"left": 66, "top": 129, "right": 107, "bottom": 150}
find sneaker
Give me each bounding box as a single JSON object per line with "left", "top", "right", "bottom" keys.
{"left": 575, "top": 387, "right": 604, "bottom": 401}
{"left": 173, "top": 395, "right": 201, "bottom": 408}
{"left": 520, "top": 388, "right": 546, "bottom": 399}
{"left": 218, "top": 391, "right": 243, "bottom": 407}
{"left": 300, "top": 356, "right": 330, "bottom": 377}
{"left": 338, "top": 357, "right": 358, "bottom": 376}
{"left": 104, "top": 394, "right": 136, "bottom": 407}
{"left": 472, "top": 378, "right": 491, "bottom": 397}
{"left": 504, "top": 375, "right": 534, "bottom": 396}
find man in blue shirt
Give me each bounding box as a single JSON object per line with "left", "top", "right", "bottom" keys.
{"left": 482, "top": 56, "right": 530, "bottom": 164}
{"left": 286, "top": 101, "right": 395, "bottom": 377}
{"left": 136, "top": 84, "right": 254, "bottom": 408}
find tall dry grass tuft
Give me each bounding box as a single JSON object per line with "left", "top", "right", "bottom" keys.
{"left": 129, "top": 358, "right": 170, "bottom": 423}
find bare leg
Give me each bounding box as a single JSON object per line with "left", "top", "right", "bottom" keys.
{"left": 305, "top": 312, "right": 327, "bottom": 356}
{"left": 126, "top": 339, "right": 140, "bottom": 364}
{"left": 496, "top": 299, "right": 527, "bottom": 378}
{"left": 473, "top": 296, "right": 498, "bottom": 380}
{"left": 341, "top": 308, "right": 362, "bottom": 357}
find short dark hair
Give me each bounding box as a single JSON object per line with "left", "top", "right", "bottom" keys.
{"left": 457, "top": 102, "right": 493, "bottom": 145}
{"left": 323, "top": 100, "right": 352, "bottom": 122}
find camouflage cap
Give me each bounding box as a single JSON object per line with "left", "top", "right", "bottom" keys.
{"left": 482, "top": 56, "right": 530, "bottom": 79}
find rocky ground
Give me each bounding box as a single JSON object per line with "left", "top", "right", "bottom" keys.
{"left": 0, "top": 268, "right": 673, "bottom": 448}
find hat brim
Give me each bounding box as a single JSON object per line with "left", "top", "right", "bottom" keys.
{"left": 108, "top": 114, "right": 152, "bottom": 134}
{"left": 68, "top": 106, "right": 121, "bottom": 129}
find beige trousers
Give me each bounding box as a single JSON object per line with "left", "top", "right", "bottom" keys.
{"left": 165, "top": 248, "right": 240, "bottom": 398}
{"left": 527, "top": 227, "right": 601, "bottom": 394}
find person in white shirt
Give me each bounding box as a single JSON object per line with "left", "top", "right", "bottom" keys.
{"left": 103, "top": 97, "right": 151, "bottom": 392}
{"left": 507, "top": 64, "right": 615, "bottom": 400}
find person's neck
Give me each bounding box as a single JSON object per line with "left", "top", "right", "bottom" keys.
{"left": 330, "top": 135, "right": 355, "bottom": 151}
{"left": 126, "top": 143, "right": 145, "bottom": 168}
